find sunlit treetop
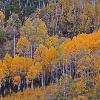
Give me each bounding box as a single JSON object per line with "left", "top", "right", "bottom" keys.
{"left": 3, "top": 53, "right": 12, "bottom": 69}
{"left": 11, "top": 55, "right": 27, "bottom": 72}
{"left": 27, "top": 62, "right": 42, "bottom": 79}
{"left": 0, "top": 60, "right": 4, "bottom": 78}
{"left": 0, "top": 69, "right": 4, "bottom": 78}
{"left": 20, "top": 17, "right": 34, "bottom": 41}
{"left": 21, "top": 17, "right": 47, "bottom": 44}
{"left": 32, "top": 17, "right": 47, "bottom": 44}
{"left": 16, "top": 36, "right": 31, "bottom": 54}
{"left": 60, "top": 31, "right": 100, "bottom": 55}
{"left": 36, "top": 18, "right": 47, "bottom": 35}
{"left": 45, "top": 35, "right": 58, "bottom": 47}
{"left": 34, "top": 44, "right": 49, "bottom": 67}
{"left": 48, "top": 46, "right": 57, "bottom": 62}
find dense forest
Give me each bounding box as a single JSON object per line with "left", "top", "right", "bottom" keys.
{"left": 0, "top": 0, "right": 100, "bottom": 58}
{"left": 0, "top": 0, "right": 100, "bottom": 100}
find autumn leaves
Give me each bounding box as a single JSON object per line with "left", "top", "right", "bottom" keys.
{"left": 0, "top": 29, "right": 100, "bottom": 85}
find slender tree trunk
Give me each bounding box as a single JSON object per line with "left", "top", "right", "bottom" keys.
{"left": 13, "top": 29, "right": 16, "bottom": 57}
{"left": 39, "top": 0, "right": 41, "bottom": 9}
{"left": 31, "top": 79, "right": 34, "bottom": 89}
{"left": 84, "top": 70, "right": 86, "bottom": 88}
{"left": 62, "top": 59, "right": 65, "bottom": 76}
{"left": 41, "top": 70, "right": 45, "bottom": 87}
{"left": 70, "top": 61, "right": 72, "bottom": 79}
{"left": 41, "top": 72, "right": 44, "bottom": 87}
{"left": 56, "top": 64, "right": 58, "bottom": 82}
{"left": 30, "top": 45, "right": 33, "bottom": 58}
{"left": 27, "top": 0, "right": 29, "bottom": 6}
{"left": 65, "top": 60, "right": 68, "bottom": 84}
{"left": 43, "top": 70, "right": 45, "bottom": 88}
{"left": 18, "top": 83, "right": 20, "bottom": 91}
{"left": 43, "top": 0, "right": 45, "bottom": 8}
{"left": 95, "top": 0, "right": 99, "bottom": 31}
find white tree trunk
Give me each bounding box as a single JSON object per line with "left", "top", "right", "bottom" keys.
{"left": 14, "top": 31, "right": 16, "bottom": 57}
{"left": 62, "top": 59, "right": 65, "bottom": 76}
{"left": 62, "top": 6, "right": 63, "bottom": 15}
{"left": 43, "top": 70, "right": 45, "bottom": 87}
{"left": 43, "top": 0, "right": 45, "bottom": 8}
{"left": 32, "top": 79, "right": 34, "bottom": 89}
{"left": 41, "top": 70, "right": 45, "bottom": 87}
{"left": 39, "top": 0, "right": 41, "bottom": 9}
{"left": 41, "top": 72, "right": 44, "bottom": 87}
{"left": 27, "top": 0, "right": 29, "bottom": 5}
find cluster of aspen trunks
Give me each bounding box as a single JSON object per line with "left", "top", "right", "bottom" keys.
{"left": 0, "top": 62, "right": 78, "bottom": 98}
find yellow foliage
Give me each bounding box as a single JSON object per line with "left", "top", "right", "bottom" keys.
{"left": 74, "top": 78, "right": 86, "bottom": 94}
{"left": 16, "top": 36, "right": 30, "bottom": 53}
{"left": 77, "top": 95, "right": 88, "bottom": 100}
{"left": 0, "top": 60, "right": 2, "bottom": 68}
{"left": 48, "top": 46, "right": 57, "bottom": 62}
{"left": 27, "top": 62, "right": 42, "bottom": 79}
{"left": 11, "top": 55, "right": 27, "bottom": 72}
{"left": 96, "top": 74, "right": 100, "bottom": 88}
{"left": 0, "top": 26, "right": 100, "bottom": 100}
{"left": 3, "top": 84, "right": 57, "bottom": 100}
{"left": 0, "top": 69, "right": 4, "bottom": 78}
{"left": 4, "top": 53, "right": 12, "bottom": 67}
{"left": 34, "top": 44, "right": 49, "bottom": 66}
{"left": 60, "top": 31, "right": 100, "bottom": 57}
{"left": 20, "top": 17, "right": 34, "bottom": 40}
{"left": 13, "top": 76, "right": 21, "bottom": 83}
{"left": 0, "top": 11, "right": 5, "bottom": 25}
{"left": 45, "top": 35, "right": 58, "bottom": 47}
{"left": 3, "top": 53, "right": 13, "bottom": 73}
{"left": 37, "top": 21, "right": 47, "bottom": 35}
